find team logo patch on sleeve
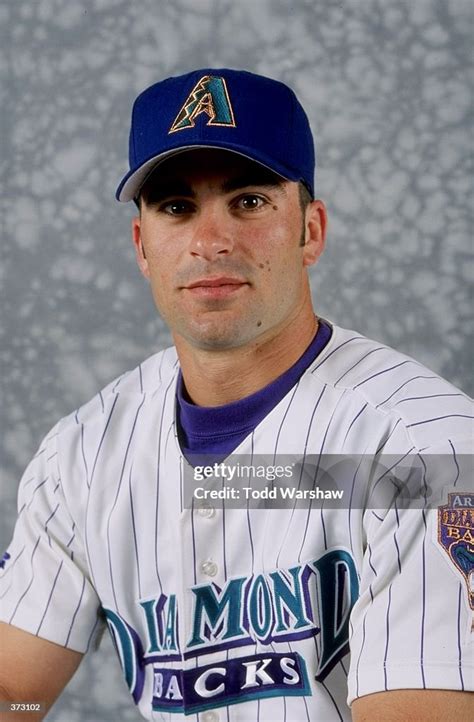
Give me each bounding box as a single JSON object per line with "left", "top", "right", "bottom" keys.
{"left": 169, "top": 75, "right": 236, "bottom": 133}
{"left": 438, "top": 493, "right": 474, "bottom": 609}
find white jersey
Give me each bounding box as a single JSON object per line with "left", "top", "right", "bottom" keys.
{"left": 1, "top": 323, "right": 473, "bottom": 721}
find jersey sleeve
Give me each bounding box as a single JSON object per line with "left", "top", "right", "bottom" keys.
{"left": 0, "top": 423, "right": 103, "bottom": 653}
{"left": 347, "top": 436, "right": 474, "bottom": 703}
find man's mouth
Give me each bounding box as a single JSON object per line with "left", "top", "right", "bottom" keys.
{"left": 184, "top": 277, "right": 249, "bottom": 298}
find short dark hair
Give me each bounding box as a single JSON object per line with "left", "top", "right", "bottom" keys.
{"left": 298, "top": 182, "right": 313, "bottom": 213}
{"left": 297, "top": 182, "right": 313, "bottom": 246}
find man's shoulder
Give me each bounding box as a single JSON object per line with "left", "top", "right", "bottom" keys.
{"left": 309, "top": 322, "right": 472, "bottom": 448}
{"left": 312, "top": 322, "right": 468, "bottom": 400}
{"left": 57, "top": 345, "right": 179, "bottom": 436}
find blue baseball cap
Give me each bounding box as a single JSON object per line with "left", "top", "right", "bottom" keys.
{"left": 116, "top": 68, "right": 315, "bottom": 202}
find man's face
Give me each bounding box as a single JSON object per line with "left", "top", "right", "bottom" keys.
{"left": 132, "top": 149, "right": 325, "bottom": 352}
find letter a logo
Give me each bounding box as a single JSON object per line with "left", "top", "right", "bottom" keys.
{"left": 169, "top": 75, "right": 236, "bottom": 134}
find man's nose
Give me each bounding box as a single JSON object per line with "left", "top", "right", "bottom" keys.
{"left": 188, "top": 208, "right": 234, "bottom": 261}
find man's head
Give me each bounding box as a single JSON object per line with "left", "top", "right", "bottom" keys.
{"left": 131, "top": 148, "right": 326, "bottom": 352}
{"left": 118, "top": 70, "right": 326, "bottom": 354}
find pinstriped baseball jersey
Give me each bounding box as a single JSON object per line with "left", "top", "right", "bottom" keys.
{"left": 1, "top": 322, "right": 472, "bottom": 721}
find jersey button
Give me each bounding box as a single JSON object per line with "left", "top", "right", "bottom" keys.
{"left": 202, "top": 712, "right": 219, "bottom": 722}
{"left": 198, "top": 504, "right": 215, "bottom": 518}
{"left": 201, "top": 560, "right": 218, "bottom": 577}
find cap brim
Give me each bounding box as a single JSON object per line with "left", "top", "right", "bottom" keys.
{"left": 115, "top": 143, "right": 300, "bottom": 202}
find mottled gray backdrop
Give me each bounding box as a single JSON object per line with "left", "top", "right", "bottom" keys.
{"left": 1, "top": 0, "right": 472, "bottom": 720}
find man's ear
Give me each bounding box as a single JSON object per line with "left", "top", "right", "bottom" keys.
{"left": 302, "top": 200, "right": 327, "bottom": 267}
{"left": 132, "top": 216, "right": 150, "bottom": 279}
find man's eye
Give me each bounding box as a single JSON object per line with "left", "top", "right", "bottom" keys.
{"left": 161, "top": 200, "right": 194, "bottom": 215}
{"left": 235, "top": 195, "right": 266, "bottom": 211}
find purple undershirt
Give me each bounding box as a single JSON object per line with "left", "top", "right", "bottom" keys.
{"left": 176, "top": 318, "right": 332, "bottom": 463}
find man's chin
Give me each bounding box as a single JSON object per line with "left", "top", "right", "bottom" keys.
{"left": 174, "top": 321, "right": 263, "bottom": 352}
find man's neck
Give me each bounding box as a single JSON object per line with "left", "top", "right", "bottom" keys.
{"left": 174, "top": 308, "right": 318, "bottom": 407}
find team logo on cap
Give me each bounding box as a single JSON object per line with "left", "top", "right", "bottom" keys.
{"left": 169, "top": 75, "right": 236, "bottom": 134}
{"left": 438, "top": 492, "right": 474, "bottom": 609}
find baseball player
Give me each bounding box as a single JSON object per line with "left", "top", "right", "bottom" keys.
{"left": 0, "top": 69, "right": 472, "bottom": 722}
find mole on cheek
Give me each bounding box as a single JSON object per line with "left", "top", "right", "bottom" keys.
{"left": 259, "top": 263, "right": 264, "bottom": 269}
{"left": 257, "top": 321, "right": 262, "bottom": 327}
{"left": 272, "top": 205, "right": 277, "bottom": 211}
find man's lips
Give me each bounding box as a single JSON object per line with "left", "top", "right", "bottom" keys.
{"left": 186, "top": 276, "right": 246, "bottom": 289}
{"left": 183, "top": 277, "right": 249, "bottom": 298}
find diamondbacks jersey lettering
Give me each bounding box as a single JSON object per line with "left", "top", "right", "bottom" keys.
{"left": 1, "top": 323, "right": 472, "bottom": 721}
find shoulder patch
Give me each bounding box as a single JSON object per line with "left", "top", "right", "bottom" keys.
{"left": 438, "top": 492, "right": 474, "bottom": 609}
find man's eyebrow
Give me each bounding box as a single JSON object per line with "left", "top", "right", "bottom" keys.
{"left": 221, "top": 173, "right": 286, "bottom": 194}
{"left": 143, "top": 180, "right": 195, "bottom": 204}
{"left": 142, "top": 173, "right": 286, "bottom": 205}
